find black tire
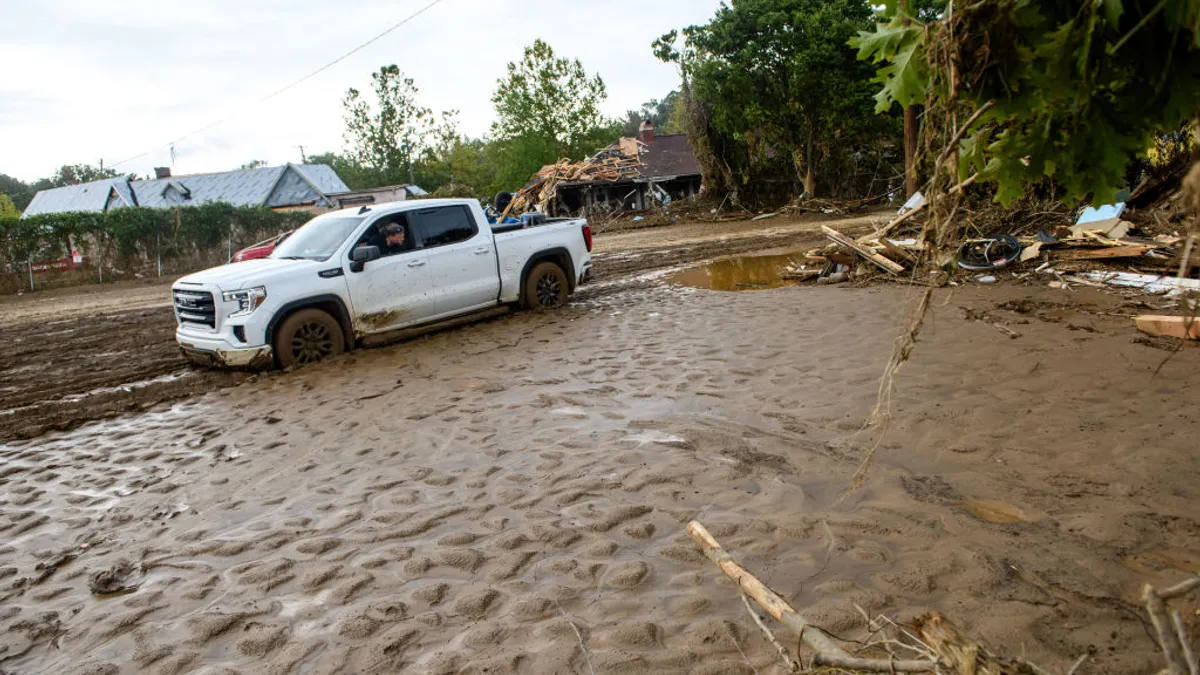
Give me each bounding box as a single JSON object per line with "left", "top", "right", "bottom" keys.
{"left": 522, "top": 261, "right": 569, "bottom": 311}
{"left": 274, "top": 308, "right": 345, "bottom": 368}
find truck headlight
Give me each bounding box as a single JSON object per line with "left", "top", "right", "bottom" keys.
{"left": 222, "top": 286, "right": 267, "bottom": 317}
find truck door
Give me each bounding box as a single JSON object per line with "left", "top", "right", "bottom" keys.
{"left": 407, "top": 204, "right": 501, "bottom": 316}
{"left": 343, "top": 214, "right": 439, "bottom": 333}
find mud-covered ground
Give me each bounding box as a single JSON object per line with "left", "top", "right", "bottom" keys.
{"left": 0, "top": 214, "right": 864, "bottom": 441}
{"left": 2, "top": 212, "right": 1198, "bottom": 674}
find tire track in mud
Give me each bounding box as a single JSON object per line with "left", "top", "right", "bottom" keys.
{"left": 0, "top": 228, "right": 832, "bottom": 442}
{"left": 0, "top": 308, "right": 250, "bottom": 441}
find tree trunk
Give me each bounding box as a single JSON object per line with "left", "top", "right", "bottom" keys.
{"left": 901, "top": 0, "right": 919, "bottom": 197}
{"left": 804, "top": 127, "right": 816, "bottom": 198}
{"left": 904, "top": 105, "right": 919, "bottom": 197}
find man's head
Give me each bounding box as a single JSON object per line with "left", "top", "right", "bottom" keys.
{"left": 383, "top": 222, "right": 406, "bottom": 247}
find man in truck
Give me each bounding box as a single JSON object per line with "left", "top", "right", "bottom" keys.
{"left": 381, "top": 222, "right": 412, "bottom": 254}
{"left": 356, "top": 220, "right": 412, "bottom": 255}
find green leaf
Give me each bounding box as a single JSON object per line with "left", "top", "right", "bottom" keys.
{"left": 871, "top": 34, "right": 928, "bottom": 112}
{"left": 850, "top": 20, "right": 928, "bottom": 112}
{"left": 849, "top": 20, "right": 915, "bottom": 63}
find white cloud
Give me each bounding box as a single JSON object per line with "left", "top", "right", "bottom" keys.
{"left": 0, "top": 0, "right": 723, "bottom": 183}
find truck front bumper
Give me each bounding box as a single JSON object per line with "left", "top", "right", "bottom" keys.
{"left": 176, "top": 326, "right": 273, "bottom": 368}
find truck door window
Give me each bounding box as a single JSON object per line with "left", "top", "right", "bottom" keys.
{"left": 409, "top": 206, "right": 477, "bottom": 249}
{"left": 352, "top": 215, "right": 414, "bottom": 258}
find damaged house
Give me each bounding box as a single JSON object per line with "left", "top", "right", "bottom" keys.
{"left": 513, "top": 122, "right": 702, "bottom": 216}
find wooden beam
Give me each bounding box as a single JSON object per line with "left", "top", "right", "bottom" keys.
{"left": 1055, "top": 245, "right": 1153, "bottom": 261}
{"left": 822, "top": 225, "right": 906, "bottom": 274}
{"left": 880, "top": 239, "right": 919, "bottom": 265}
{"left": 1135, "top": 315, "right": 1200, "bottom": 340}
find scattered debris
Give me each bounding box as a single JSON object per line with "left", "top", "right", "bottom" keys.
{"left": 751, "top": 211, "right": 779, "bottom": 222}
{"left": 821, "top": 225, "right": 905, "bottom": 274}
{"left": 1077, "top": 272, "right": 1200, "bottom": 296}
{"left": 992, "top": 323, "right": 1021, "bottom": 339}
{"left": 1075, "top": 202, "right": 1126, "bottom": 224}
{"left": 898, "top": 191, "right": 926, "bottom": 216}
{"left": 88, "top": 560, "right": 145, "bottom": 595}
{"left": 1019, "top": 241, "right": 1043, "bottom": 263}
{"left": 1134, "top": 315, "right": 1200, "bottom": 340}
{"left": 1071, "top": 203, "right": 1130, "bottom": 239}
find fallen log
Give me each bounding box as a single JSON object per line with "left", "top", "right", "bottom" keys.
{"left": 822, "top": 225, "right": 906, "bottom": 274}
{"left": 686, "top": 521, "right": 938, "bottom": 672}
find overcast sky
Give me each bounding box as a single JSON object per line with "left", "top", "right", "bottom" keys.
{"left": 1, "top": 0, "right": 726, "bottom": 183}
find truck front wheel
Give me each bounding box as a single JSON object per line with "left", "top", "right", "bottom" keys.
{"left": 274, "top": 308, "right": 345, "bottom": 368}
{"left": 523, "top": 262, "right": 569, "bottom": 311}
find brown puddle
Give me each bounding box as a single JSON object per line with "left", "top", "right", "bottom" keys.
{"left": 668, "top": 252, "right": 806, "bottom": 292}
{"left": 963, "top": 498, "right": 1029, "bottom": 523}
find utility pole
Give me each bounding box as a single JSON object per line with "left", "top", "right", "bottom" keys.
{"left": 901, "top": 0, "right": 919, "bottom": 198}
{"left": 296, "top": 145, "right": 308, "bottom": 163}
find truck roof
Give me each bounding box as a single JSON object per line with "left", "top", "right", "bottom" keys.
{"left": 322, "top": 198, "right": 478, "bottom": 219}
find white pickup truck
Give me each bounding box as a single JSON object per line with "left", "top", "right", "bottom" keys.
{"left": 171, "top": 198, "right": 592, "bottom": 368}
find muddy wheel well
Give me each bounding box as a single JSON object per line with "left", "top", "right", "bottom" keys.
{"left": 519, "top": 249, "right": 575, "bottom": 302}
{"left": 266, "top": 297, "right": 355, "bottom": 352}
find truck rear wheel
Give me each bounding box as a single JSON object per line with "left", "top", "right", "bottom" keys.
{"left": 274, "top": 308, "right": 345, "bottom": 368}
{"left": 523, "top": 262, "right": 569, "bottom": 311}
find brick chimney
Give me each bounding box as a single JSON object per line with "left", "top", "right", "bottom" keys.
{"left": 154, "top": 167, "right": 172, "bottom": 179}
{"left": 639, "top": 120, "right": 656, "bottom": 145}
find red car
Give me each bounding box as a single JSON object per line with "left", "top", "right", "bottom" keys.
{"left": 233, "top": 231, "right": 293, "bottom": 262}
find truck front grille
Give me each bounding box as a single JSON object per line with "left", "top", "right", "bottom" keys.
{"left": 173, "top": 290, "right": 216, "bottom": 327}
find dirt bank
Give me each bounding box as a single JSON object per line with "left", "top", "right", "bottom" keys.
{"left": 1, "top": 275, "right": 1197, "bottom": 674}
{"left": 0, "top": 214, "right": 865, "bottom": 441}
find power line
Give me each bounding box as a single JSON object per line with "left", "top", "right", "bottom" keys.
{"left": 111, "top": 0, "right": 450, "bottom": 168}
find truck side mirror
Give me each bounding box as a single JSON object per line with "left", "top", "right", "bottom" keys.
{"left": 349, "top": 245, "right": 381, "bottom": 273}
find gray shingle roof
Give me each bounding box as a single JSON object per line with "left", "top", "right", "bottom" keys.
{"left": 23, "top": 178, "right": 127, "bottom": 216}
{"left": 22, "top": 164, "right": 349, "bottom": 217}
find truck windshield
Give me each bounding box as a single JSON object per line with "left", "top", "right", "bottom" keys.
{"left": 270, "top": 216, "right": 365, "bottom": 261}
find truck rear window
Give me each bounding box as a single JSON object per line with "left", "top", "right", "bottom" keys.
{"left": 410, "top": 206, "right": 477, "bottom": 248}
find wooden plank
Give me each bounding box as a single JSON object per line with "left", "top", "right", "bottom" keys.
{"left": 1056, "top": 245, "right": 1153, "bottom": 261}
{"left": 1135, "top": 315, "right": 1200, "bottom": 340}
{"left": 880, "top": 239, "right": 918, "bottom": 265}
{"left": 822, "top": 225, "right": 905, "bottom": 274}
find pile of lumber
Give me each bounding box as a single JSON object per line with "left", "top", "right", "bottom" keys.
{"left": 782, "top": 206, "right": 1197, "bottom": 291}
{"left": 779, "top": 225, "right": 919, "bottom": 285}
{"left": 503, "top": 138, "right": 647, "bottom": 216}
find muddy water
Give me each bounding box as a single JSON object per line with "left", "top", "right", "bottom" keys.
{"left": 1, "top": 282, "right": 1198, "bottom": 674}
{"left": 667, "top": 252, "right": 808, "bottom": 291}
